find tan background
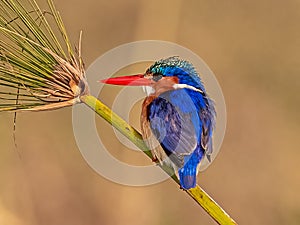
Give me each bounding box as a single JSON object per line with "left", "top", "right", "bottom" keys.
{"left": 0, "top": 0, "right": 300, "bottom": 224}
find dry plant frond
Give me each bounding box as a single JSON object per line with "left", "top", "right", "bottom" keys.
{"left": 0, "top": 0, "right": 89, "bottom": 111}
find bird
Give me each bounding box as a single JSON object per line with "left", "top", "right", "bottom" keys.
{"left": 101, "top": 56, "right": 216, "bottom": 189}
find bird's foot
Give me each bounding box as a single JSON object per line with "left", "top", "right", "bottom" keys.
{"left": 151, "top": 156, "right": 159, "bottom": 163}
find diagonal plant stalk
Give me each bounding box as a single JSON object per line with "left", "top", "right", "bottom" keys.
{"left": 0, "top": 0, "right": 237, "bottom": 224}
{"left": 81, "top": 94, "right": 237, "bottom": 225}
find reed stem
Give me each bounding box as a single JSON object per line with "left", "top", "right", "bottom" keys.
{"left": 80, "top": 94, "right": 237, "bottom": 225}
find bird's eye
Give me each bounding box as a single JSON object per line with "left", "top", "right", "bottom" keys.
{"left": 152, "top": 73, "right": 163, "bottom": 82}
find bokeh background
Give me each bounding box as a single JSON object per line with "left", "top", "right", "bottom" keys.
{"left": 0, "top": 0, "right": 300, "bottom": 224}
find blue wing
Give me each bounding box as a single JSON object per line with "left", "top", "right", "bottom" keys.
{"left": 147, "top": 89, "right": 201, "bottom": 165}
{"left": 146, "top": 89, "right": 215, "bottom": 189}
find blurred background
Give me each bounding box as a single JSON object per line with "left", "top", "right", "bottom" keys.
{"left": 0, "top": 0, "right": 300, "bottom": 224}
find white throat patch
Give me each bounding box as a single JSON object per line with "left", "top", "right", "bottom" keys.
{"left": 142, "top": 86, "right": 155, "bottom": 96}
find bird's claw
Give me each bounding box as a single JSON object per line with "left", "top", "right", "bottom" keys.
{"left": 152, "top": 156, "right": 159, "bottom": 163}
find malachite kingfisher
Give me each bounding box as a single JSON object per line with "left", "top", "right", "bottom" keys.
{"left": 101, "top": 56, "right": 216, "bottom": 190}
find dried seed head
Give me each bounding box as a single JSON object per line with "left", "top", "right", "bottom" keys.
{"left": 0, "top": 0, "right": 90, "bottom": 111}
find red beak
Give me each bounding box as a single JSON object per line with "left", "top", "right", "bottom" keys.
{"left": 100, "top": 74, "right": 152, "bottom": 86}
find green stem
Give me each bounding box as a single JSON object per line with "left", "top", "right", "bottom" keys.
{"left": 80, "top": 94, "right": 237, "bottom": 225}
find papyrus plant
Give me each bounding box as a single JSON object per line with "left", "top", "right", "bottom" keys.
{"left": 0, "top": 0, "right": 88, "bottom": 111}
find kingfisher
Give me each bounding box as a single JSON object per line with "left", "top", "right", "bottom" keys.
{"left": 101, "top": 56, "right": 216, "bottom": 189}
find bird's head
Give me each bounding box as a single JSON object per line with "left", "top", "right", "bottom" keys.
{"left": 101, "top": 56, "right": 206, "bottom": 96}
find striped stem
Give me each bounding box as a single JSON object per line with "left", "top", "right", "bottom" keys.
{"left": 80, "top": 94, "right": 238, "bottom": 225}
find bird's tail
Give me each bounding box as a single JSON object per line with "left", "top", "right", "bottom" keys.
{"left": 178, "top": 162, "right": 198, "bottom": 189}
{"left": 178, "top": 150, "right": 203, "bottom": 189}
{"left": 179, "top": 173, "right": 197, "bottom": 189}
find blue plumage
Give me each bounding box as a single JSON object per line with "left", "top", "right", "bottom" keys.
{"left": 148, "top": 56, "right": 206, "bottom": 91}
{"left": 145, "top": 56, "right": 215, "bottom": 189}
